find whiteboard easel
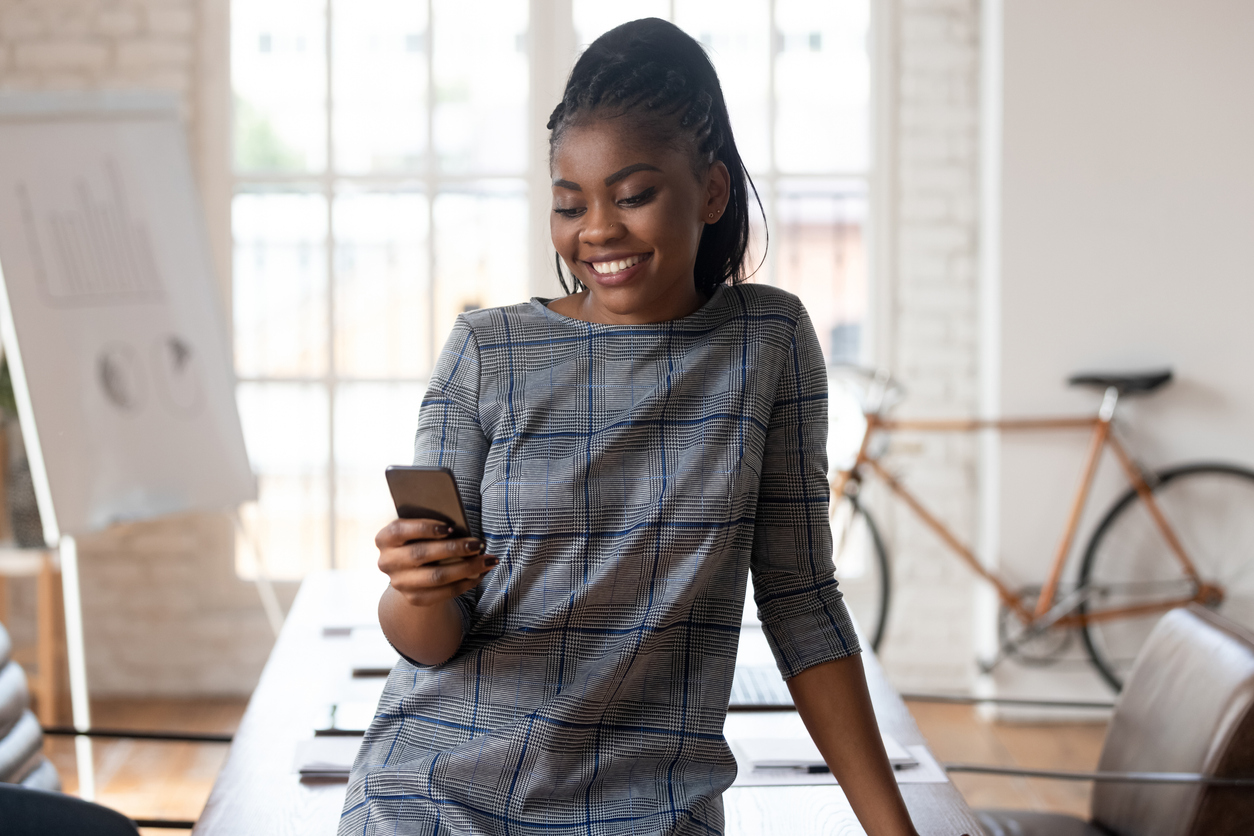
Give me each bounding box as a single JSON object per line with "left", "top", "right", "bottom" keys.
{"left": 0, "top": 92, "right": 258, "bottom": 799}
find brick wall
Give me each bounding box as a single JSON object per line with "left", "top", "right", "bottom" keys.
{"left": 874, "top": 0, "right": 982, "bottom": 691}
{"left": 0, "top": 1, "right": 194, "bottom": 106}
{"left": 0, "top": 0, "right": 293, "bottom": 698}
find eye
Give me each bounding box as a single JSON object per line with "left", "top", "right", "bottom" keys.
{"left": 553, "top": 206, "right": 585, "bottom": 218}
{"left": 618, "top": 187, "right": 657, "bottom": 207}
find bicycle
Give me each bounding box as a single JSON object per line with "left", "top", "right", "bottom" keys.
{"left": 828, "top": 367, "right": 1254, "bottom": 691}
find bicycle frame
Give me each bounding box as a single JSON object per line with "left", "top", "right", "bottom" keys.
{"left": 833, "top": 388, "right": 1220, "bottom": 629}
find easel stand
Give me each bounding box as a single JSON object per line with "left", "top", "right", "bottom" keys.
{"left": 58, "top": 534, "right": 95, "bottom": 799}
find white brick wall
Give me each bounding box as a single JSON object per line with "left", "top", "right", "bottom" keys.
{"left": 0, "top": 1, "right": 194, "bottom": 93}
{"left": 874, "top": 0, "right": 982, "bottom": 692}
{"left": 0, "top": 0, "right": 293, "bottom": 698}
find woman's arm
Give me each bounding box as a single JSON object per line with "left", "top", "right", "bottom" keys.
{"left": 382, "top": 315, "right": 493, "bottom": 666}
{"left": 788, "top": 654, "right": 919, "bottom": 836}
{"left": 376, "top": 517, "right": 497, "bottom": 666}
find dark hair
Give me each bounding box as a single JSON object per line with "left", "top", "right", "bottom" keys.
{"left": 547, "top": 18, "right": 765, "bottom": 295}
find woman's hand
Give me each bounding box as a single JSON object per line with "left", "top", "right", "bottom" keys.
{"left": 377, "top": 518, "right": 498, "bottom": 607}
{"left": 376, "top": 518, "right": 497, "bottom": 666}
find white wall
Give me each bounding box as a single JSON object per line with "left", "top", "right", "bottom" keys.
{"left": 990, "top": 0, "right": 1254, "bottom": 698}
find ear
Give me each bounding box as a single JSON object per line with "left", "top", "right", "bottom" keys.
{"left": 702, "top": 161, "right": 732, "bottom": 225}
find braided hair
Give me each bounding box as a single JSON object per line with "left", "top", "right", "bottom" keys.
{"left": 547, "top": 18, "right": 765, "bottom": 295}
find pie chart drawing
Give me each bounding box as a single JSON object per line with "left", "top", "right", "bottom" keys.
{"left": 151, "top": 334, "right": 204, "bottom": 418}
{"left": 97, "top": 343, "right": 146, "bottom": 412}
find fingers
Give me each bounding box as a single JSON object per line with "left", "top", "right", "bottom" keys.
{"left": 375, "top": 518, "right": 455, "bottom": 549}
{"left": 378, "top": 536, "right": 485, "bottom": 573}
{"left": 375, "top": 518, "right": 496, "bottom": 607}
{"left": 386, "top": 553, "right": 499, "bottom": 607}
{"left": 423, "top": 536, "right": 487, "bottom": 566}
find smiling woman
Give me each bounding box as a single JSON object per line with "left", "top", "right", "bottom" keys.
{"left": 341, "top": 17, "right": 915, "bottom": 836}
{"left": 547, "top": 124, "right": 730, "bottom": 324}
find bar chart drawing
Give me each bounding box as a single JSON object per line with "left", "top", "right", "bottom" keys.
{"left": 16, "top": 160, "right": 163, "bottom": 307}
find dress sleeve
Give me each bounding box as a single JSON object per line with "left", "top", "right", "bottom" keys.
{"left": 750, "top": 305, "right": 861, "bottom": 679}
{"left": 412, "top": 315, "right": 490, "bottom": 635}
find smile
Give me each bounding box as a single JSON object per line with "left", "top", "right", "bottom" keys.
{"left": 588, "top": 253, "right": 650, "bottom": 275}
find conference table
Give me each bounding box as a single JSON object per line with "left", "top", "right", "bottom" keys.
{"left": 193, "top": 571, "right": 983, "bottom": 835}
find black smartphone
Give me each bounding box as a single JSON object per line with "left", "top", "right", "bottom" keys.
{"left": 385, "top": 465, "right": 473, "bottom": 537}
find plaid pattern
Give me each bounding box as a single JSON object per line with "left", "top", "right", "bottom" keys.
{"left": 339, "top": 283, "right": 858, "bottom": 836}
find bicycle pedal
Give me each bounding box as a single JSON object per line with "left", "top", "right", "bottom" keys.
{"left": 976, "top": 656, "right": 1003, "bottom": 675}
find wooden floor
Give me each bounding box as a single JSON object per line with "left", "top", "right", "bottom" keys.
{"left": 905, "top": 701, "right": 1107, "bottom": 818}
{"left": 45, "top": 697, "right": 1107, "bottom": 831}
{"left": 43, "top": 698, "right": 246, "bottom": 836}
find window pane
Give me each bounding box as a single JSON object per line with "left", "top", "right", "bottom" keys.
{"left": 232, "top": 0, "right": 327, "bottom": 173}
{"left": 747, "top": 179, "right": 771, "bottom": 284}
{"left": 774, "top": 179, "right": 867, "bottom": 365}
{"left": 573, "top": 1, "right": 670, "bottom": 47}
{"left": 236, "top": 383, "right": 329, "bottom": 578}
{"left": 674, "top": 0, "right": 771, "bottom": 174}
{"left": 775, "top": 0, "right": 869, "bottom": 173}
{"left": 332, "top": 0, "right": 428, "bottom": 173}
{"left": 334, "top": 190, "right": 430, "bottom": 378}
{"left": 335, "top": 383, "right": 426, "bottom": 570}
{"left": 432, "top": 0, "right": 528, "bottom": 174}
{"left": 233, "top": 191, "right": 328, "bottom": 377}
{"left": 432, "top": 184, "right": 528, "bottom": 345}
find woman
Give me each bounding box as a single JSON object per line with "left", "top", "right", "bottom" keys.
{"left": 340, "top": 18, "right": 918, "bottom": 836}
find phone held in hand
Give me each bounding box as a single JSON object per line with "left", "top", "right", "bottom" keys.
{"left": 385, "top": 466, "right": 477, "bottom": 564}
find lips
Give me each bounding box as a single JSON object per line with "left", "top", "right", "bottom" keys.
{"left": 583, "top": 252, "right": 652, "bottom": 285}
{"left": 589, "top": 253, "right": 648, "bottom": 275}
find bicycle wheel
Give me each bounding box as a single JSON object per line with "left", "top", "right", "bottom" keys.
{"left": 1079, "top": 463, "right": 1254, "bottom": 691}
{"left": 832, "top": 495, "right": 891, "bottom": 651}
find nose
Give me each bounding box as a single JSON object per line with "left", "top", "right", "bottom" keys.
{"left": 579, "top": 205, "right": 624, "bottom": 247}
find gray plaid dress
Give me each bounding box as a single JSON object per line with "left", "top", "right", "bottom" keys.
{"left": 339, "top": 282, "right": 859, "bottom": 836}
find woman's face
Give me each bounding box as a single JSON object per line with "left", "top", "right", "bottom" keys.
{"left": 549, "top": 117, "right": 730, "bottom": 324}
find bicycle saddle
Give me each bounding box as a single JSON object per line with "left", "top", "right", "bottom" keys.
{"left": 1067, "top": 369, "right": 1173, "bottom": 395}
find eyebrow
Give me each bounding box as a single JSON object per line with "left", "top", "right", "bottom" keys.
{"left": 551, "top": 163, "right": 663, "bottom": 192}
{"left": 604, "top": 163, "right": 661, "bottom": 186}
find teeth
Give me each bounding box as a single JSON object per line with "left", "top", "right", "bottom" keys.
{"left": 592, "top": 254, "right": 644, "bottom": 274}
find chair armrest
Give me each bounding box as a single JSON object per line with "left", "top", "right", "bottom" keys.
{"left": 943, "top": 762, "right": 1254, "bottom": 786}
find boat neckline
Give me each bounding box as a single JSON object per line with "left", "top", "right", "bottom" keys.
{"left": 528, "top": 284, "right": 729, "bottom": 328}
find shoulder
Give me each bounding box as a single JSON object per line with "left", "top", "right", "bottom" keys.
{"left": 720, "top": 282, "right": 808, "bottom": 334}
{"left": 449, "top": 300, "right": 550, "bottom": 349}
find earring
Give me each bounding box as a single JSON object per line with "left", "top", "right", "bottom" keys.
{"left": 708, "top": 213, "right": 715, "bottom": 219}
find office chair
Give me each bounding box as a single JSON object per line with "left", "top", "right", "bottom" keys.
{"left": 0, "top": 782, "right": 140, "bottom": 835}
{"left": 0, "top": 620, "right": 59, "bottom": 789}
{"left": 973, "top": 605, "right": 1254, "bottom": 836}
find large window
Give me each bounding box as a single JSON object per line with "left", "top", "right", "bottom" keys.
{"left": 231, "top": 0, "right": 870, "bottom": 577}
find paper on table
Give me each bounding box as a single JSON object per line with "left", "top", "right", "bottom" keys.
{"left": 348, "top": 627, "right": 400, "bottom": 677}
{"left": 314, "top": 701, "right": 376, "bottom": 736}
{"left": 735, "top": 733, "right": 917, "bottom": 770}
{"left": 293, "top": 736, "right": 362, "bottom": 779}
{"left": 730, "top": 743, "right": 949, "bottom": 787}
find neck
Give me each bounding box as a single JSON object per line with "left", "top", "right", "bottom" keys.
{"left": 554, "top": 282, "right": 708, "bottom": 325}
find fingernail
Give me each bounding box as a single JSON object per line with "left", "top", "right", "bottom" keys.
{"left": 484, "top": 556, "right": 499, "bottom": 567}
{"left": 465, "top": 538, "right": 483, "bottom": 552}
{"left": 440, "top": 524, "right": 455, "bottom": 536}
